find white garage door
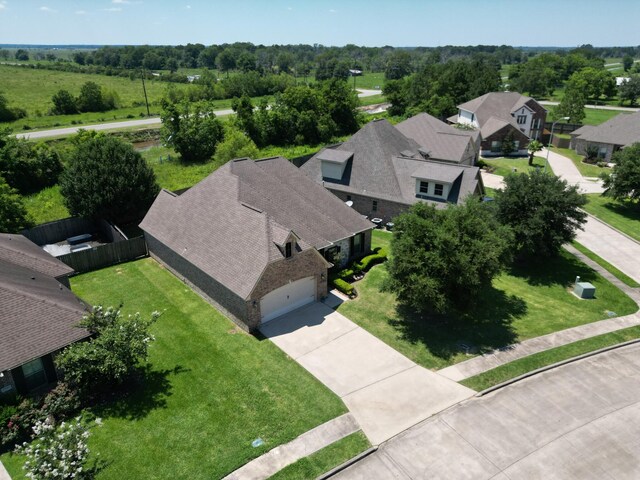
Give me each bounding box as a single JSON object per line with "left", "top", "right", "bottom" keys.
{"left": 260, "top": 276, "right": 316, "bottom": 323}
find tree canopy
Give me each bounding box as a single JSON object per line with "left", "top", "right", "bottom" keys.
{"left": 495, "top": 170, "right": 587, "bottom": 258}
{"left": 383, "top": 199, "right": 513, "bottom": 314}
{"left": 60, "top": 134, "right": 159, "bottom": 223}
{"left": 602, "top": 142, "right": 640, "bottom": 204}
{"left": 161, "top": 100, "right": 225, "bottom": 162}
{"left": 0, "top": 175, "right": 32, "bottom": 233}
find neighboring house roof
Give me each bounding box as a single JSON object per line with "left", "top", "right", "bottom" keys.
{"left": 300, "top": 119, "right": 482, "bottom": 207}
{"left": 140, "top": 157, "right": 372, "bottom": 299}
{"left": 571, "top": 110, "right": 640, "bottom": 147}
{"left": 396, "top": 113, "right": 477, "bottom": 163}
{"left": 0, "top": 233, "right": 74, "bottom": 279}
{"left": 455, "top": 92, "right": 545, "bottom": 138}
{"left": 0, "top": 259, "right": 88, "bottom": 372}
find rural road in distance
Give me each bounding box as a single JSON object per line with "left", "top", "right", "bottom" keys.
{"left": 16, "top": 89, "right": 383, "bottom": 141}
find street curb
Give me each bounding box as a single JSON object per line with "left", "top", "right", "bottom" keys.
{"left": 475, "top": 338, "right": 640, "bottom": 397}
{"left": 317, "top": 446, "right": 378, "bottom": 479}
{"left": 581, "top": 210, "right": 640, "bottom": 248}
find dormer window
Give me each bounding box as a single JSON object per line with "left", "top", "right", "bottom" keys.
{"left": 285, "top": 242, "right": 292, "bottom": 258}
{"left": 318, "top": 149, "right": 353, "bottom": 181}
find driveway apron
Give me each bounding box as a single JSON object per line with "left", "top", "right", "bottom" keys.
{"left": 260, "top": 302, "right": 473, "bottom": 445}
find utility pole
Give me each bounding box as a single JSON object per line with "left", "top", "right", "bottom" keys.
{"left": 140, "top": 68, "right": 150, "bottom": 117}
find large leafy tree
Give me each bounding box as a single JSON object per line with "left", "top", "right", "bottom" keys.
{"left": 51, "top": 89, "right": 78, "bottom": 115}
{"left": 496, "top": 170, "right": 587, "bottom": 258}
{"left": 619, "top": 75, "right": 640, "bottom": 106}
{"left": 601, "top": 142, "right": 640, "bottom": 204}
{"left": 213, "top": 127, "right": 259, "bottom": 165}
{"left": 60, "top": 134, "right": 159, "bottom": 223}
{"left": 0, "top": 175, "right": 32, "bottom": 232}
{"left": 161, "top": 100, "right": 224, "bottom": 163}
{"left": 554, "top": 86, "right": 586, "bottom": 124}
{"left": 383, "top": 199, "right": 513, "bottom": 314}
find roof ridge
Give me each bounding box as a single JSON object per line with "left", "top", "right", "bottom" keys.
{"left": 0, "top": 281, "right": 86, "bottom": 316}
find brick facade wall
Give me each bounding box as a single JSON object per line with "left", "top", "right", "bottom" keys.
{"left": 145, "top": 233, "right": 252, "bottom": 332}
{"left": 248, "top": 249, "right": 328, "bottom": 330}
{"left": 480, "top": 126, "right": 531, "bottom": 156}
{"left": 572, "top": 138, "right": 617, "bottom": 163}
{"left": 329, "top": 189, "right": 410, "bottom": 225}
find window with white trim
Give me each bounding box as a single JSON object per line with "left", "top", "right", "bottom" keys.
{"left": 517, "top": 115, "right": 527, "bottom": 124}
{"left": 434, "top": 184, "right": 444, "bottom": 196}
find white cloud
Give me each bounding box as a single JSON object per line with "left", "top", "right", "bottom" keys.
{"left": 75, "top": 10, "right": 86, "bottom": 15}
{"left": 40, "top": 6, "right": 56, "bottom": 12}
{"left": 112, "top": 0, "right": 130, "bottom": 3}
{"left": 287, "top": 6, "right": 292, "bottom": 11}
{"left": 104, "top": 7, "right": 122, "bottom": 11}
{"left": 329, "top": 9, "right": 336, "bottom": 13}
{"left": 186, "top": 5, "right": 191, "bottom": 9}
{"left": 0, "top": 1, "right": 6, "bottom": 12}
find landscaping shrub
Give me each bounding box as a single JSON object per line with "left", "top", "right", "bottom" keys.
{"left": 332, "top": 278, "right": 354, "bottom": 296}
{"left": 354, "top": 248, "right": 388, "bottom": 272}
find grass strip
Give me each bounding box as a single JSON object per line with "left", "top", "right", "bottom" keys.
{"left": 571, "top": 241, "right": 640, "bottom": 288}
{"left": 268, "top": 432, "right": 370, "bottom": 480}
{"left": 460, "top": 325, "right": 640, "bottom": 391}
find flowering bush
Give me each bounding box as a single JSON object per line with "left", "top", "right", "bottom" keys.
{"left": 16, "top": 417, "right": 91, "bottom": 480}
{"left": 57, "top": 306, "right": 160, "bottom": 394}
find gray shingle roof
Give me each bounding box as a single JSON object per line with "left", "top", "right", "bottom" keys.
{"left": 396, "top": 113, "right": 477, "bottom": 163}
{"left": 316, "top": 149, "right": 353, "bottom": 164}
{"left": 300, "top": 119, "right": 482, "bottom": 208}
{"left": 456, "top": 92, "right": 544, "bottom": 138}
{"left": 571, "top": 110, "right": 640, "bottom": 146}
{"left": 0, "top": 260, "right": 88, "bottom": 372}
{"left": 140, "top": 157, "right": 371, "bottom": 299}
{"left": 0, "top": 233, "right": 74, "bottom": 279}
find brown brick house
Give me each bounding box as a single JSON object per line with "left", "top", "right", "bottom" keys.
{"left": 448, "top": 92, "right": 547, "bottom": 156}
{"left": 140, "top": 157, "right": 373, "bottom": 332}
{"left": 0, "top": 234, "right": 89, "bottom": 398}
{"left": 300, "top": 119, "right": 484, "bottom": 224}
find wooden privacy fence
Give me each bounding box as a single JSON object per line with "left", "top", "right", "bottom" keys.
{"left": 57, "top": 236, "right": 148, "bottom": 274}
{"left": 23, "top": 217, "right": 127, "bottom": 245}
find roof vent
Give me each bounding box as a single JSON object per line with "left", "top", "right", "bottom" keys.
{"left": 400, "top": 150, "right": 415, "bottom": 158}
{"left": 418, "top": 148, "right": 431, "bottom": 159}
{"left": 345, "top": 200, "right": 354, "bottom": 207}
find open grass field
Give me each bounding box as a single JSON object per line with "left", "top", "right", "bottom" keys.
{"left": 269, "top": 432, "right": 370, "bottom": 480}
{"left": 481, "top": 155, "right": 546, "bottom": 177}
{"left": 0, "top": 64, "right": 192, "bottom": 115}
{"left": 583, "top": 194, "right": 640, "bottom": 242}
{"left": 582, "top": 107, "right": 627, "bottom": 125}
{"left": 1, "top": 258, "right": 346, "bottom": 479}
{"left": 460, "top": 325, "right": 640, "bottom": 391}
{"left": 337, "top": 231, "right": 637, "bottom": 371}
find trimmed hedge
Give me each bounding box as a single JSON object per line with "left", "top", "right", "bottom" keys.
{"left": 332, "top": 278, "right": 354, "bottom": 296}
{"left": 354, "top": 248, "right": 388, "bottom": 272}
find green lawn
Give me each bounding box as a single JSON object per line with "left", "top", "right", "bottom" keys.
{"left": 582, "top": 108, "right": 626, "bottom": 126}
{"left": 23, "top": 185, "right": 69, "bottom": 225}
{"left": 338, "top": 233, "right": 637, "bottom": 370}
{"left": 482, "top": 155, "right": 546, "bottom": 177}
{"left": 570, "top": 242, "right": 640, "bottom": 288}
{"left": 358, "top": 94, "right": 386, "bottom": 107}
{"left": 547, "top": 146, "right": 606, "bottom": 178}
{"left": 461, "top": 325, "right": 640, "bottom": 391}
{"left": 268, "top": 432, "right": 370, "bottom": 480}
{"left": 1, "top": 259, "right": 346, "bottom": 479}
{"left": 353, "top": 72, "right": 385, "bottom": 90}
{"left": 583, "top": 194, "right": 640, "bottom": 242}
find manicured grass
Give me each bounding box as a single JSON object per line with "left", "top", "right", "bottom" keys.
{"left": 571, "top": 241, "right": 640, "bottom": 288}
{"left": 481, "top": 155, "right": 545, "bottom": 177}
{"left": 358, "top": 94, "right": 387, "bottom": 106}
{"left": 1, "top": 259, "right": 346, "bottom": 479}
{"left": 353, "top": 72, "right": 385, "bottom": 90}
{"left": 548, "top": 146, "right": 605, "bottom": 178}
{"left": 339, "top": 237, "right": 637, "bottom": 370}
{"left": 582, "top": 108, "right": 626, "bottom": 126}
{"left": 460, "top": 325, "right": 640, "bottom": 391}
{"left": 583, "top": 193, "right": 640, "bottom": 243}
{"left": 269, "top": 432, "right": 371, "bottom": 480}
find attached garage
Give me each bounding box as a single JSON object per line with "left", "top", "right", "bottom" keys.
{"left": 260, "top": 276, "right": 316, "bottom": 323}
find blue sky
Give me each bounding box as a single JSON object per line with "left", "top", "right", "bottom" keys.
{"left": 0, "top": 0, "right": 638, "bottom": 47}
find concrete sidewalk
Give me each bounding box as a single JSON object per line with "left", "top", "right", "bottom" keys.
{"left": 543, "top": 147, "right": 605, "bottom": 193}
{"left": 261, "top": 303, "right": 473, "bottom": 445}
{"left": 480, "top": 171, "right": 505, "bottom": 190}
{"left": 439, "top": 311, "right": 640, "bottom": 381}
{"left": 223, "top": 414, "right": 359, "bottom": 480}
{"left": 0, "top": 461, "right": 10, "bottom": 480}
{"left": 576, "top": 214, "right": 640, "bottom": 285}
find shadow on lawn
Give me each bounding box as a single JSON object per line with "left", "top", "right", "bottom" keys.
{"left": 602, "top": 199, "right": 640, "bottom": 222}
{"left": 389, "top": 285, "right": 526, "bottom": 362}
{"left": 94, "top": 365, "right": 188, "bottom": 421}
{"left": 510, "top": 252, "right": 599, "bottom": 288}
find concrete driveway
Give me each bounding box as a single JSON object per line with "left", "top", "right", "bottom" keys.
{"left": 575, "top": 215, "right": 640, "bottom": 285}
{"left": 260, "top": 303, "right": 473, "bottom": 445}
{"left": 335, "top": 342, "right": 640, "bottom": 479}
